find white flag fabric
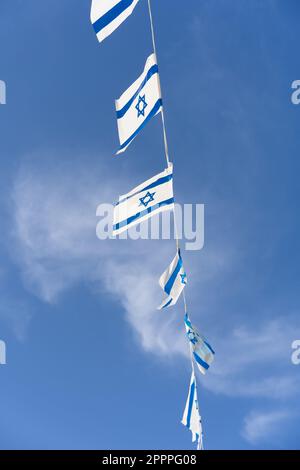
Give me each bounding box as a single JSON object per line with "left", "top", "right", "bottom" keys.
{"left": 112, "top": 164, "right": 174, "bottom": 236}
{"left": 91, "top": 0, "right": 140, "bottom": 43}
{"left": 184, "top": 314, "right": 215, "bottom": 375}
{"left": 115, "top": 53, "right": 162, "bottom": 154}
{"left": 158, "top": 250, "right": 187, "bottom": 309}
{"left": 181, "top": 370, "right": 203, "bottom": 450}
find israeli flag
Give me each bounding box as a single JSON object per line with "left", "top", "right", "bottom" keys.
{"left": 184, "top": 314, "right": 215, "bottom": 375}
{"left": 91, "top": 0, "right": 140, "bottom": 43}
{"left": 181, "top": 370, "right": 203, "bottom": 450}
{"left": 112, "top": 164, "right": 174, "bottom": 236}
{"left": 158, "top": 250, "right": 187, "bottom": 310}
{"left": 115, "top": 53, "right": 162, "bottom": 155}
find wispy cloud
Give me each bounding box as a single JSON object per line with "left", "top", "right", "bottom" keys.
{"left": 10, "top": 156, "right": 114, "bottom": 302}
{"left": 0, "top": 297, "right": 33, "bottom": 342}
{"left": 243, "top": 409, "right": 292, "bottom": 446}
{"left": 7, "top": 153, "right": 300, "bottom": 445}
{"left": 103, "top": 259, "right": 187, "bottom": 357}
{"left": 9, "top": 155, "right": 190, "bottom": 356}
{"left": 203, "top": 318, "right": 300, "bottom": 398}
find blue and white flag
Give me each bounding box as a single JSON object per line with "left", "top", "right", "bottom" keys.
{"left": 112, "top": 164, "right": 174, "bottom": 236}
{"left": 115, "top": 53, "right": 162, "bottom": 154}
{"left": 91, "top": 0, "right": 140, "bottom": 43}
{"left": 184, "top": 314, "right": 215, "bottom": 375}
{"left": 158, "top": 250, "right": 187, "bottom": 309}
{"left": 181, "top": 370, "right": 203, "bottom": 450}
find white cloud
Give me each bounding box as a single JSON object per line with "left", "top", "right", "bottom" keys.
{"left": 9, "top": 156, "right": 189, "bottom": 356}
{"left": 103, "top": 259, "right": 187, "bottom": 357}
{"left": 11, "top": 157, "right": 113, "bottom": 302}
{"left": 243, "top": 409, "right": 292, "bottom": 446}
{"left": 0, "top": 297, "right": 33, "bottom": 342}
{"left": 203, "top": 318, "right": 300, "bottom": 398}
{"left": 8, "top": 155, "right": 300, "bottom": 412}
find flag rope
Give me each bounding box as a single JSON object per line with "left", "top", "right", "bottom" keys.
{"left": 90, "top": 0, "right": 212, "bottom": 451}
{"left": 147, "top": 0, "right": 204, "bottom": 450}
{"left": 147, "top": 0, "right": 189, "bottom": 320}
{"left": 147, "top": 0, "right": 182, "bottom": 261}
{"left": 147, "top": 0, "right": 170, "bottom": 168}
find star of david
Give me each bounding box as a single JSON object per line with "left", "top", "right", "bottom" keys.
{"left": 135, "top": 94, "right": 148, "bottom": 118}
{"left": 187, "top": 329, "right": 198, "bottom": 345}
{"left": 180, "top": 273, "right": 187, "bottom": 285}
{"left": 139, "top": 191, "right": 155, "bottom": 208}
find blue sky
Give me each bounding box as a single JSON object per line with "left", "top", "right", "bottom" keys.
{"left": 1, "top": 0, "right": 300, "bottom": 450}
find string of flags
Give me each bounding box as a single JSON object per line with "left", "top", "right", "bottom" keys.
{"left": 90, "top": 0, "right": 215, "bottom": 449}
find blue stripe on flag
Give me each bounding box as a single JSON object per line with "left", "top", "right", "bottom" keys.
{"left": 186, "top": 380, "right": 195, "bottom": 429}
{"left": 116, "top": 173, "right": 172, "bottom": 206}
{"left": 204, "top": 340, "right": 215, "bottom": 355}
{"left": 161, "top": 297, "right": 173, "bottom": 309}
{"left": 164, "top": 255, "right": 183, "bottom": 295}
{"left": 193, "top": 352, "right": 209, "bottom": 371}
{"left": 117, "top": 98, "right": 162, "bottom": 153}
{"left": 184, "top": 313, "right": 192, "bottom": 329}
{"left": 113, "top": 197, "right": 174, "bottom": 232}
{"left": 116, "top": 64, "right": 159, "bottom": 119}
{"left": 93, "top": 0, "right": 136, "bottom": 34}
